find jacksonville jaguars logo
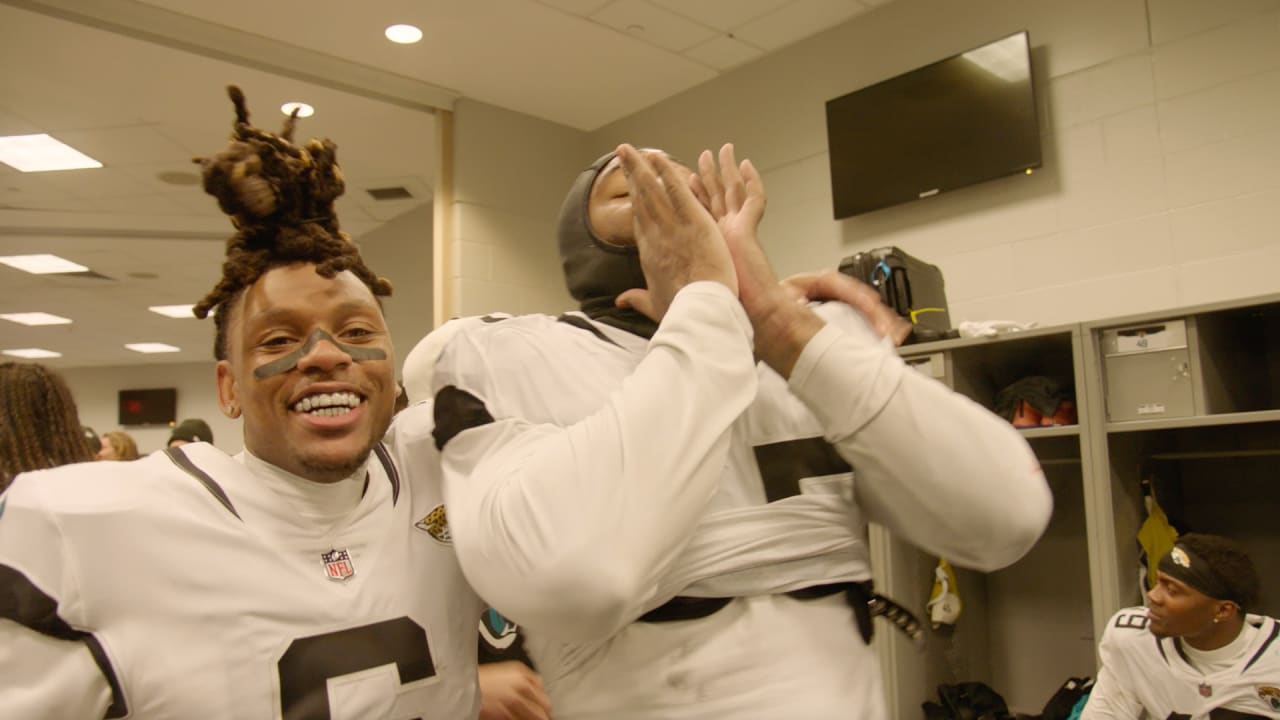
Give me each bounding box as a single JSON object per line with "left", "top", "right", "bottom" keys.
{"left": 479, "top": 608, "right": 520, "bottom": 651}
{"left": 1259, "top": 685, "right": 1280, "bottom": 710}
{"left": 414, "top": 504, "right": 451, "bottom": 545}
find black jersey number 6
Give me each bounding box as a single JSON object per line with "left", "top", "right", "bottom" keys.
{"left": 278, "top": 617, "right": 436, "bottom": 720}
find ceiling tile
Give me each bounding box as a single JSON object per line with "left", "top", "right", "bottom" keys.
{"left": 78, "top": 193, "right": 191, "bottom": 217}
{"left": 733, "top": 0, "right": 869, "bottom": 51}
{"left": 119, "top": 163, "right": 207, "bottom": 196}
{"left": 591, "top": 0, "right": 719, "bottom": 52}
{"left": 54, "top": 125, "right": 194, "bottom": 167}
{"left": 535, "top": 0, "right": 614, "bottom": 16}
{"left": 38, "top": 166, "right": 150, "bottom": 199}
{"left": 648, "top": 0, "right": 791, "bottom": 32}
{"left": 0, "top": 174, "right": 82, "bottom": 211}
{"left": 0, "top": 107, "right": 42, "bottom": 136}
{"left": 684, "top": 35, "right": 767, "bottom": 71}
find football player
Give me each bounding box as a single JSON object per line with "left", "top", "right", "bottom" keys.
{"left": 1084, "top": 534, "right": 1279, "bottom": 719}
{"left": 427, "top": 143, "right": 1053, "bottom": 718}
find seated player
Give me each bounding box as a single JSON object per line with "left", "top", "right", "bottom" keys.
{"left": 1083, "top": 533, "right": 1279, "bottom": 719}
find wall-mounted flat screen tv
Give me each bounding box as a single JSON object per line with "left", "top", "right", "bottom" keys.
{"left": 825, "top": 31, "right": 1041, "bottom": 219}
{"left": 118, "top": 387, "right": 177, "bottom": 426}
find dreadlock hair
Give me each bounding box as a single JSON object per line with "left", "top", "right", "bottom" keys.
{"left": 193, "top": 86, "right": 392, "bottom": 360}
{"left": 0, "top": 362, "right": 95, "bottom": 490}
{"left": 1177, "top": 533, "right": 1261, "bottom": 613}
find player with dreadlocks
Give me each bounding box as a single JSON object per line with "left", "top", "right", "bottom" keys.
{"left": 0, "top": 86, "right": 765, "bottom": 719}
{"left": 0, "top": 361, "right": 95, "bottom": 490}
{"left": 0, "top": 86, "right": 483, "bottom": 719}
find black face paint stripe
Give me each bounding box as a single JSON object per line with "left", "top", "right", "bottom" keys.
{"left": 433, "top": 386, "right": 495, "bottom": 451}
{"left": 752, "top": 437, "right": 852, "bottom": 504}
{"left": 254, "top": 328, "right": 387, "bottom": 379}
{"left": 0, "top": 564, "right": 128, "bottom": 717}
{"left": 164, "top": 446, "right": 241, "bottom": 520}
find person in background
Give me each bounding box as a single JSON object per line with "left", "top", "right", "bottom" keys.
{"left": 81, "top": 426, "right": 102, "bottom": 457}
{"left": 167, "top": 418, "right": 214, "bottom": 448}
{"left": 0, "top": 361, "right": 95, "bottom": 490}
{"left": 1083, "top": 533, "right": 1279, "bottom": 719}
{"left": 98, "top": 430, "right": 140, "bottom": 461}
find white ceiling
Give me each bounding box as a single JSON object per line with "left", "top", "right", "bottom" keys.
{"left": 0, "top": 0, "right": 892, "bottom": 369}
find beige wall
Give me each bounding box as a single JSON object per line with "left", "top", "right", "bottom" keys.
{"left": 586, "top": 0, "right": 1280, "bottom": 326}
{"left": 447, "top": 98, "right": 592, "bottom": 317}
{"left": 358, "top": 202, "right": 435, "bottom": 374}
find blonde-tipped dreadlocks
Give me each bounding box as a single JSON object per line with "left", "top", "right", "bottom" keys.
{"left": 193, "top": 86, "right": 393, "bottom": 360}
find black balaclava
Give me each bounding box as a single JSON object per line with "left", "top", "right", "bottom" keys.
{"left": 557, "top": 150, "right": 657, "bottom": 338}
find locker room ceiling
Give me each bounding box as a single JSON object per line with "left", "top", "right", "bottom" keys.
{"left": 0, "top": 0, "right": 894, "bottom": 369}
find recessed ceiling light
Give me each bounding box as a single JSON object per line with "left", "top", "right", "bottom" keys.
{"left": 281, "top": 102, "right": 315, "bottom": 118}
{"left": 385, "top": 23, "right": 423, "bottom": 44}
{"left": 125, "top": 342, "right": 181, "bottom": 354}
{"left": 0, "top": 134, "right": 103, "bottom": 172}
{"left": 148, "top": 304, "right": 196, "bottom": 319}
{"left": 2, "top": 348, "right": 62, "bottom": 359}
{"left": 0, "top": 254, "right": 89, "bottom": 274}
{"left": 0, "top": 312, "right": 72, "bottom": 326}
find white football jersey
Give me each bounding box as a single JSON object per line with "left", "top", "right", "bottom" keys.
{"left": 0, "top": 404, "right": 482, "bottom": 720}
{"left": 1085, "top": 606, "right": 1280, "bottom": 719}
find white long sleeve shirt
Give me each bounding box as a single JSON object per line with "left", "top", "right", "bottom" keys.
{"left": 430, "top": 283, "right": 1051, "bottom": 719}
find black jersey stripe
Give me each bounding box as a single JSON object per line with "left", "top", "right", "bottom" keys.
{"left": 164, "top": 446, "right": 241, "bottom": 520}
{"left": 0, "top": 564, "right": 128, "bottom": 717}
{"left": 433, "top": 386, "right": 496, "bottom": 451}
{"left": 1243, "top": 620, "right": 1279, "bottom": 672}
{"left": 556, "top": 314, "right": 622, "bottom": 348}
{"left": 752, "top": 437, "right": 852, "bottom": 503}
{"left": 372, "top": 443, "right": 400, "bottom": 506}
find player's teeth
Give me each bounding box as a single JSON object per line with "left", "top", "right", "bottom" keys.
{"left": 294, "top": 392, "right": 362, "bottom": 413}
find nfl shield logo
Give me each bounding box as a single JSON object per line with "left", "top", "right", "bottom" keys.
{"left": 1199, "top": 682, "right": 1213, "bottom": 698}
{"left": 322, "top": 548, "right": 356, "bottom": 581}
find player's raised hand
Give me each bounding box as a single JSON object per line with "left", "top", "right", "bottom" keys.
{"left": 613, "top": 143, "right": 736, "bottom": 322}
{"left": 690, "top": 144, "right": 775, "bottom": 317}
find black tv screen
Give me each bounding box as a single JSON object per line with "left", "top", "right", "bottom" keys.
{"left": 118, "top": 388, "right": 177, "bottom": 426}
{"left": 826, "top": 31, "right": 1041, "bottom": 218}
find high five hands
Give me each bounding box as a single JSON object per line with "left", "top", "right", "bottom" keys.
{"left": 615, "top": 143, "right": 909, "bottom": 374}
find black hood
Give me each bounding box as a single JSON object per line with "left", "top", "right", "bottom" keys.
{"left": 556, "top": 150, "right": 656, "bottom": 339}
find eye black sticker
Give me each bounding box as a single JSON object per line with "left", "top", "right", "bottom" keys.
{"left": 254, "top": 328, "right": 386, "bottom": 379}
